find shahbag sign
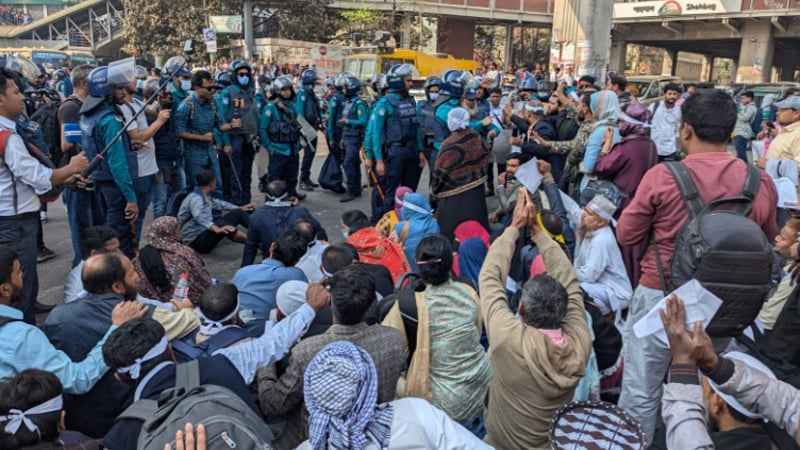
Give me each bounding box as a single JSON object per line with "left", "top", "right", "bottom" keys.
{"left": 613, "top": 0, "right": 740, "bottom": 18}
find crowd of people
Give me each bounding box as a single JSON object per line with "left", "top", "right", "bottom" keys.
{"left": 0, "top": 6, "right": 32, "bottom": 26}
{"left": 1, "top": 48, "right": 800, "bottom": 450}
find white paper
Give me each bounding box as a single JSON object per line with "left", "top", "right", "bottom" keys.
{"left": 751, "top": 140, "right": 767, "bottom": 161}
{"left": 766, "top": 159, "right": 799, "bottom": 186}
{"left": 633, "top": 279, "right": 723, "bottom": 347}
{"left": 774, "top": 177, "right": 800, "bottom": 209}
{"left": 515, "top": 157, "right": 542, "bottom": 193}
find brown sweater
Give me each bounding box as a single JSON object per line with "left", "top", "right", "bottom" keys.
{"left": 479, "top": 227, "right": 592, "bottom": 450}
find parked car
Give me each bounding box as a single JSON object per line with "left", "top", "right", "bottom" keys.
{"left": 627, "top": 75, "right": 682, "bottom": 105}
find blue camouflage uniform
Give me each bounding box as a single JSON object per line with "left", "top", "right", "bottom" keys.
{"left": 259, "top": 97, "right": 301, "bottom": 194}
{"left": 295, "top": 86, "right": 322, "bottom": 182}
{"left": 217, "top": 83, "right": 259, "bottom": 205}
{"left": 174, "top": 91, "right": 224, "bottom": 196}
{"left": 340, "top": 94, "right": 369, "bottom": 196}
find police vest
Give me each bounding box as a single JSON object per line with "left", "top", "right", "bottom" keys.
{"left": 342, "top": 97, "right": 365, "bottom": 139}
{"left": 329, "top": 93, "right": 345, "bottom": 140}
{"left": 418, "top": 100, "right": 437, "bottom": 137}
{"left": 81, "top": 104, "right": 137, "bottom": 183}
{"left": 267, "top": 101, "right": 300, "bottom": 144}
{"left": 385, "top": 94, "right": 418, "bottom": 147}
{"left": 301, "top": 88, "right": 322, "bottom": 127}
{"left": 222, "top": 86, "right": 258, "bottom": 135}
{"left": 431, "top": 97, "right": 453, "bottom": 146}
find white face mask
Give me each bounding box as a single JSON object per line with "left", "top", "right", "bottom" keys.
{"left": 342, "top": 230, "right": 349, "bottom": 240}
{"left": 429, "top": 92, "right": 439, "bottom": 101}
{"left": 180, "top": 79, "right": 192, "bottom": 91}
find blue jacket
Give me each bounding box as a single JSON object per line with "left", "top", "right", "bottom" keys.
{"left": 241, "top": 203, "right": 323, "bottom": 267}
{"left": 233, "top": 258, "right": 307, "bottom": 324}
{"left": 259, "top": 98, "right": 301, "bottom": 156}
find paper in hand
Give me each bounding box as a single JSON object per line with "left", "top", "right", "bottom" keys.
{"left": 774, "top": 177, "right": 800, "bottom": 209}
{"left": 515, "top": 157, "right": 543, "bottom": 193}
{"left": 633, "top": 279, "right": 722, "bottom": 347}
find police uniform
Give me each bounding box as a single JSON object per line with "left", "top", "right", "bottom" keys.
{"left": 340, "top": 93, "right": 368, "bottom": 197}
{"left": 218, "top": 83, "right": 259, "bottom": 205}
{"left": 325, "top": 90, "right": 346, "bottom": 164}
{"left": 295, "top": 85, "right": 322, "bottom": 184}
{"left": 259, "top": 97, "right": 301, "bottom": 195}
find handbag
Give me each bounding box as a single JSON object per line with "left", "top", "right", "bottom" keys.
{"left": 579, "top": 178, "right": 627, "bottom": 209}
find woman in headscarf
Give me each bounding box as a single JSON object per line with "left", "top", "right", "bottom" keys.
{"left": 451, "top": 220, "right": 490, "bottom": 287}
{"left": 578, "top": 90, "right": 621, "bottom": 193}
{"left": 133, "top": 216, "right": 212, "bottom": 304}
{"left": 376, "top": 186, "right": 412, "bottom": 237}
{"left": 393, "top": 192, "right": 440, "bottom": 272}
{"left": 431, "top": 107, "right": 491, "bottom": 240}
{"left": 298, "top": 342, "right": 491, "bottom": 450}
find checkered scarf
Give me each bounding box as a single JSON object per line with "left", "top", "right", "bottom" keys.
{"left": 304, "top": 341, "right": 394, "bottom": 450}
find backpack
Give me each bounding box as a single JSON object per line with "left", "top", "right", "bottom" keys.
{"left": 30, "top": 100, "right": 61, "bottom": 160}
{"left": 655, "top": 161, "right": 773, "bottom": 337}
{"left": 171, "top": 327, "right": 252, "bottom": 362}
{"left": 116, "top": 360, "right": 274, "bottom": 450}
{"left": 0, "top": 128, "right": 62, "bottom": 213}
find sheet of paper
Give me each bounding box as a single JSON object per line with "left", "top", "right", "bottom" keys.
{"left": 751, "top": 140, "right": 767, "bottom": 161}
{"left": 774, "top": 177, "right": 800, "bottom": 209}
{"left": 766, "top": 159, "right": 799, "bottom": 186}
{"left": 633, "top": 279, "right": 723, "bottom": 347}
{"left": 515, "top": 157, "right": 542, "bottom": 193}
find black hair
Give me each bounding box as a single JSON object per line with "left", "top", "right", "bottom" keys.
{"left": 82, "top": 253, "right": 126, "bottom": 295}
{"left": 609, "top": 74, "right": 627, "bottom": 90}
{"left": 489, "top": 88, "right": 502, "bottom": 96}
{"left": 272, "top": 230, "right": 308, "bottom": 267}
{"left": 0, "top": 68, "right": 18, "bottom": 98}
{"left": 266, "top": 180, "right": 287, "bottom": 199}
{"left": 0, "top": 370, "right": 62, "bottom": 449}
{"left": 0, "top": 247, "right": 18, "bottom": 286}
{"left": 195, "top": 170, "right": 215, "bottom": 188}
{"left": 199, "top": 282, "right": 238, "bottom": 321}
{"left": 541, "top": 211, "right": 563, "bottom": 236}
{"left": 321, "top": 245, "right": 355, "bottom": 274}
{"left": 415, "top": 234, "right": 453, "bottom": 286}
{"left": 681, "top": 89, "right": 736, "bottom": 144}
{"left": 519, "top": 274, "right": 568, "bottom": 329}
{"left": 327, "top": 265, "right": 375, "bottom": 325}
{"left": 70, "top": 64, "right": 93, "bottom": 88}
{"left": 293, "top": 220, "right": 316, "bottom": 247}
{"left": 578, "top": 75, "right": 596, "bottom": 85}
{"left": 341, "top": 210, "right": 371, "bottom": 235}
{"left": 664, "top": 82, "right": 683, "bottom": 94}
{"left": 102, "top": 318, "right": 169, "bottom": 379}
{"left": 340, "top": 242, "right": 360, "bottom": 261}
{"left": 79, "top": 225, "right": 118, "bottom": 259}
{"left": 191, "top": 70, "right": 213, "bottom": 89}
{"left": 741, "top": 91, "right": 755, "bottom": 99}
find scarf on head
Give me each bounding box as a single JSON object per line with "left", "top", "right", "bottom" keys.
{"left": 590, "top": 90, "right": 620, "bottom": 131}
{"left": 394, "top": 186, "right": 413, "bottom": 220}
{"left": 457, "top": 238, "right": 487, "bottom": 289}
{"left": 396, "top": 193, "right": 440, "bottom": 271}
{"left": 305, "top": 341, "right": 394, "bottom": 450}
{"left": 454, "top": 220, "right": 489, "bottom": 247}
{"left": 618, "top": 102, "right": 651, "bottom": 139}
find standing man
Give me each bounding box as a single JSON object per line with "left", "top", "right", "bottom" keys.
{"left": 764, "top": 95, "right": 800, "bottom": 164}
{"left": 733, "top": 91, "right": 757, "bottom": 162}
{"left": 295, "top": 68, "right": 322, "bottom": 191}
{"left": 80, "top": 66, "right": 139, "bottom": 259}
{"left": 417, "top": 76, "right": 443, "bottom": 164}
{"left": 217, "top": 60, "right": 259, "bottom": 205}
{"left": 339, "top": 76, "right": 368, "bottom": 203}
{"left": 649, "top": 82, "right": 683, "bottom": 162}
{"left": 1, "top": 68, "right": 88, "bottom": 323}
{"left": 260, "top": 75, "right": 305, "bottom": 201}
{"left": 322, "top": 75, "right": 347, "bottom": 194}
{"left": 144, "top": 79, "right": 185, "bottom": 218}
{"left": 168, "top": 67, "right": 192, "bottom": 107}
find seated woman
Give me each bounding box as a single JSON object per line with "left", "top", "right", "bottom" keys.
{"left": 0, "top": 369, "right": 100, "bottom": 449}
{"left": 393, "top": 193, "right": 440, "bottom": 273}
{"left": 376, "top": 186, "right": 412, "bottom": 237}
{"left": 133, "top": 216, "right": 213, "bottom": 305}
{"left": 343, "top": 210, "right": 410, "bottom": 284}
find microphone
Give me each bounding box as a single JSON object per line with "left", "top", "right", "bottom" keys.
{"left": 64, "top": 122, "right": 82, "bottom": 146}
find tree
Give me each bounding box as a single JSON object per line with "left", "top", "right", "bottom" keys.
{"left": 255, "top": 0, "right": 339, "bottom": 42}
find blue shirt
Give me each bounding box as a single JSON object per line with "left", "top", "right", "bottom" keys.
{"left": 0, "top": 304, "right": 113, "bottom": 395}
{"left": 241, "top": 203, "right": 323, "bottom": 267}
{"left": 233, "top": 258, "right": 307, "bottom": 324}
{"left": 174, "top": 93, "right": 224, "bottom": 155}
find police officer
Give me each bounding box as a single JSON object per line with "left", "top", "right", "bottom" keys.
{"left": 133, "top": 65, "right": 147, "bottom": 100}
{"left": 432, "top": 70, "right": 494, "bottom": 164}
{"left": 369, "top": 63, "right": 423, "bottom": 220}
{"left": 417, "top": 76, "right": 442, "bottom": 163}
{"left": 80, "top": 66, "right": 140, "bottom": 258}
{"left": 362, "top": 74, "right": 387, "bottom": 187}
{"left": 217, "top": 60, "right": 259, "bottom": 205}
{"left": 259, "top": 75, "right": 305, "bottom": 201}
{"left": 339, "top": 76, "right": 368, "bottom": 203}
{"left": 53, "top": 68, "right": 72, "bottom": 99}
{"left": 323, "top": 74, "right": 348, "bottom": 194}
{"left": 295, "top": 69, "right": 322, "bottom": 191}
{"left": 169, "top": 66, "right": 192, "bottom": 106}
{"left": 255, "top": 74, "right": 272, "bottom": 112}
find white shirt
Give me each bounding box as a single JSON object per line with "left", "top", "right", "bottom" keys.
{"left": 296, "top": 398, "right": 492, "bottom": 450}
{"left": 649, "top": 100, "right": 681, "bottom": 157}
{"left": 121, "top": 98, "right": 159, "bottom": 177}
{"left": 65, "top": 260, "right": 171, "bottom": 308}
{"left": 574, "top": 225, "right": 632, "bottom": 315}
{"left": 0, "top": 115, "right": 52, "bottom": 216}
{"left": 295, "top": 240, "right": 329, "bottom": 283}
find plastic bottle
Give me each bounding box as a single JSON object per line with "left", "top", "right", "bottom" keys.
{"left": 172, "top": 273, "right": 190, "bottom": 302}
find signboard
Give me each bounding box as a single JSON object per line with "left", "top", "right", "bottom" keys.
{"left": 243, "top": 38, "right": 344, "bottom": 78}
{"left": 209, "top": 15, "right": 243, "bottom": 34}
{"left": 613, "top": 0, "right": 740, "bottom": 18}
{"left": 202, "top": 28, "right": 217, "bottom": 53}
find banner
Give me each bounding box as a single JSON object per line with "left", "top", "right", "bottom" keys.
{"left": 202, "top": 28, "right": 217, "bottom": 53}
{"left": 613, "top": 0, "right": 740, "bottom": 18}
{"left": 209, "top": 15, "right": 243, "bottom": 34}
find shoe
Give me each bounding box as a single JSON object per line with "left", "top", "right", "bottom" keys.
{"left": 340, "top": 193, "right": 359, "bottom": 203}
{"left": 37, "top": 246, "right": 56, "bottom": 263}
{"left": 300, "top": 180, "right": 315, "bottom": 191}
{"left": 292, "top": 191, "right": 307, "bottom": 201}
{"left": 34, "top": 302, "right": 55, "bottom": 313}
{"left": 301, "top": 179, "right": 319, "bottom": 188}
{"left": 40, "top": 211, "right": 47, "bottom": 224}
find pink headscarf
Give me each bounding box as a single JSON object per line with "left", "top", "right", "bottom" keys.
{"left": 454, "top": 220, "right": 490, "bottom": 247}
{"left": 394, "top": 186, "right": 413, "bottom": 220}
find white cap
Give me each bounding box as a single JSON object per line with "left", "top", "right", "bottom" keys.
{"left": 276, "top": 280, "right": 308, "bottom": 316}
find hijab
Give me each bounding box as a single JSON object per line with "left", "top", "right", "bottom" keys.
{"left": 394, "top": 186, "right": 413, "bottom": 220}
{"left": 457, "top": 238, "right": 488, "bottom": 289}
{"left": 397, "top": 193, "right": 440, "bottom": 271}
{"left": 454, "top": 220, "right": 490, "bottom": 248}
{"left": 618, "top": 101, "right": 651, "bottom": 139}
{"left": 590, "top": 90, "right": 620, "bottom": 131}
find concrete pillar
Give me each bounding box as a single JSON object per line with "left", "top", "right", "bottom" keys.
{"left": 436, "top": 17, "right": 476, "bottom": 60}
{"left": 504, "top": 24, "right": 513, "bottom": 70}
{"left": 242, "top": 0, "right": 255, "bottom": 61}
{"left": 666, "top": 49, "right": 678, "bottom": 76}
{"left": 400, "top": 14, "right": 413, "bottom": 49}
{"left": 736, "top": 20, "right": 774, "bottom": 83}
{"left": 552, "top": 0, "right": 614, "bottom": 81}
{"left": 609, "top": 40, "right": 627, "bottom": 74}
{"left": 701, "top": 55, "right": 713, "bottom": 82}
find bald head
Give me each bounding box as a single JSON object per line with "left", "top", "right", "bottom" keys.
{"left": 82, "top": 253, "right": 138, "bottom": 300}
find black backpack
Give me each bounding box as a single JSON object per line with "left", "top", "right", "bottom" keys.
{"left": 656, "top": 161, "right": 773, "bottom": 337}
{"left": 376, "top": 273, "right": 423, "bottom": 363}
{"left": 30, "top": 100, "right": 61, "bottom": 161}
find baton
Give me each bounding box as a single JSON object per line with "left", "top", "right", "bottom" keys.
{"left": 360, "top": 147, "right": 384, "bottom": 201}
{"left": 223, "top": 150, "right": 245, "bottom": 196}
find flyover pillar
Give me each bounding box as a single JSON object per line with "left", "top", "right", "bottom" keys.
{"left": 552, "top": 0, "right": 614, "bottom": 81}
{"left": 436, "top": 17, "right": 476, "bottom": 60}
{"left": 609, "top": 39, "right": 627, "bottom": 74}
{"left": 736, "top": 20, "right": 774, "bottom": 83}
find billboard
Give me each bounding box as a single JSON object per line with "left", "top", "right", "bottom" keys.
{"left": 209, "top": 15, "right": 243, "bottom": 34}
{"left": 613, "top": 0, "right": 740, "bottom": 18}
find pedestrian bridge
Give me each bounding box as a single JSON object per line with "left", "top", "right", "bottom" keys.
{"left": 330, "top": 0, "right": 553, "bottom": 23}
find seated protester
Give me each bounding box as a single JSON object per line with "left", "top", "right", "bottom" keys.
{"left": 489, "top": 151, "right": 527, "bottom": 227}
{"left": 293, "top": 219, "right": 329, "bottom": 283}
{"left": 178, "top": 170, "right": 254, "bottom": 255}
{"left": 478, "top": 188, "right": 592, "bottom": 449}
{"left": 659, "top": 296, "right": 799, "bottom": 449}
{"left": 42, "top": 252, "right": 199, "bottom": 438}
{"left": 133, "top": 216, "right": 212, "bottom": 305}
{"left": 577, "top": 90, "right": 621, "bottom": 194}
{"left": 376, "top": 186, "right": 412, "bottom": 238}
{"left": 513, "top": 102, "right": 563, "bottom": 182}
{"left": 343, "top": 210, "right": 410, "bottom": 284}
{"left": 241, "top": 180, "right": 323, "bottom": 267}
{"left": 329, "top": 243, "right": 394, "bottom": 298}
{"left": 757, "top": 218, "right": 800, "bottom": 331}
{"left": 257, "top": 265, "right": 407, "bottom": 450}
{"left": 0, "top": 247, "right": 145, "bottom": 396}
{"left": 275, "top": 280, "right": 309, "bottom": 321}
{"left": 393, "top": 193, "right": 439, "bottom": 273}
{"left": 383, "top": 235, "right": 491, "bottom": 436}
{"left": 233, "top": 229, "right": 308, "bottom": 332}
{"left": 102, "top": 292, "right": 324, "bottom": 450}
{"left": 0, "top": 370, "right": 100, "bottom": 450}
{"left": 574, "top": 195, "right": 632, "bottom": 316}
{"left": 296, "top": 341, "right": 491, "bottom": 450}
{"left": 452, "top": 220, "right": 490, "bottom": 289}
{"left": 64, "top": 226, "right": 120, "bottom": 303}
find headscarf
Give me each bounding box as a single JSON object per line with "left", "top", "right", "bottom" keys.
{"left": 305, "top": 341, "right": 394, "bottom": 450}
{"left": 347, "top": 227, "right": 410, "bottom": 284}
{"left": 618, "top": 102, "right": 651, "bottom": 139}
{"left": 454, "top": 220, "right": 489, "bottom": 248}
{"left": 590, "top": 90, "right": 620, "bottom": 130}
{"left": 447, "top": 107, "right": 470, "bottom": 132}
{"left": 457, "top": 238, "right": 487, "bottom": 289}
{"left": 396, "top": 193, "right": 440, "bottom": 271}
{"left": 393, "top": 186, "right": 413, "bottom": 220}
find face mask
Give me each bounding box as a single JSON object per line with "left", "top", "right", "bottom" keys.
{"left": 238, "top": 75, "right": 250, "bottom": 87}
{"left": 136, "top": 79, "right": 145, "bottom": 91}
{"left": 429, "top": 92, "right": 439, "bottom": 101}
{"left": 342, "top": 229, "right": 349, "bottom": 239}
{"left": 180, "top": 79, "right": 192, "bottom": 91}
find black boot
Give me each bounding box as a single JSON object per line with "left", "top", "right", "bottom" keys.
{"left": 340, "top": 192, "right": 360, "bottom": 203}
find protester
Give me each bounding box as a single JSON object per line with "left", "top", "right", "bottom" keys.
{"left": 757, "top": 218, "right": 800, "bottom": 330}
{"left": 733, "top": 91, "right": 758, "bottom": 162}
{"left": 375, "top": 185, "right": 412, "bottom": 237}
{"left": 649, "top": 82, "right": 683, "bottom": 161}
{"left": 64, "top": 225, "right": 119, "bottom": 303}
{"left": 394, "top": 193, "right": 440, "bottom": 272}
{"left": 578, "top": 90, "right": 621, "bottom": 192}
{"left": 293, "top": 220, "right": 329, "bottom": 283}
{"left": 343, "top": 210, "right": 410, "bottom": 283}
{"left": 323, "top": 243, "right": 395, "bottom": 299}
{"left": 764, "top": 95, "right": 800, "bottom": 164}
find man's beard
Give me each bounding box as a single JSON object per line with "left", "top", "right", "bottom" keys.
{"left": 9, "top": 288, "right": 23, "bottom": 308}
{"left": 124, "top": 285, "right": 138, "bottom": 302}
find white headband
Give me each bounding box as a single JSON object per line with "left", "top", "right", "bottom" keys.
{"left": 402, "top": 200, "right": 431, "bottom": 216}
{"left": 0, "top": 395, "right": 63, "bottom": 435}
{"left": 116, "top": 336, "right": 169, "bottom": 380}
{"left": 197, "top": 296, "right": 240, "bottom": 337}
{"left": 265, "top": 192, "right": 292, "bottom": 207}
